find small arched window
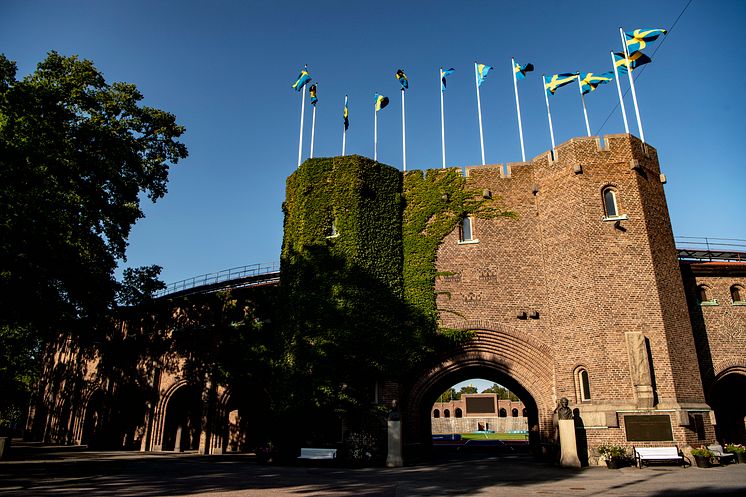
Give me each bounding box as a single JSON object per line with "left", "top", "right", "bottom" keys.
{"left": 698, "top": 284, "right": 717, "bottom": 305}
{"left": 578, "top": 368, "right": 591, "bottom": 401}
{"left": 522, "top": 408, "right": 528, "bottom": 417}
{"left": 459, "top": 217, "right": 474, "bottom": 242}
{"left": 444, "top": 409, "right": 450, "bottom": 418}
{"left": 433, "top": 409, "right": 440, "bottom": 418}
{"left": 512, "top": 408, "right": 519, "bottom": 417}
{"left": 731, "top": 285, "right": 745, "bottom": 304}
{"left": 455, "top": 408, "right": 463, "bottom": 418}
{"left": 602, "top": 187, "right": 619, "bottom": 218}
{"left": 499, "top": 408, "right": 507, "bottom": 418}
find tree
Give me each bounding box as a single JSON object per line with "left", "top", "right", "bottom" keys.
{"left": 458, "top": 385, "right": 478, "bottom": 397}
{"left": 482, "top": 383, "right": 520, "bottom": 401}
{"left": 437, "top": 387, "right": 457, "bottom": 403}
{"left": 0, "top": 52, "right": 187, "bottom": 428}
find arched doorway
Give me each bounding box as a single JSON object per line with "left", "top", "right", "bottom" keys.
{"left": 81, "top": 389, "right": 106, "bottom": 448}
{"left": 161, "top": 384, "right": 203, "bottom": 452}
{"left": 710, "top": 369, "right": 746, "bottom": 444}
{"left": 405, "top": 328, "right": 555, "bottom": 457}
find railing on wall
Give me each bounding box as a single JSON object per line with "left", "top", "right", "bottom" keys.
{"left": 155, "top": 261, "right": 280, "bottom": 298}
{"left": 676, "top": 237, "right": 746, "bottom": 262}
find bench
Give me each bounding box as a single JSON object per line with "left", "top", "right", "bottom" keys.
{"left": 708, "top": 444, "right": 736, "bottom": 465}
{"left": 298, "top": 447, "right": 337, "bottom": 460}
{"left": 633, "top": 446, "right": 690, "bottom": 468}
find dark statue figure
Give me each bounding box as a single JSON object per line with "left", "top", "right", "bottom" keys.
{"left": 556, "top": 397, "right": 573, "bottom": 420}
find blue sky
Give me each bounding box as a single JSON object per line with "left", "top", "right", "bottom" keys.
{"left": 2, "top": 0, "right": 744, "bottom": 286}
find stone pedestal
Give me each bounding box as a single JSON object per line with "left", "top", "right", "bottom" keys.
{"left": 386, "top": 420, "right": 403, "bottom": 467}
{"left": 558, "top": 419, "right": 581, "bottom": 468}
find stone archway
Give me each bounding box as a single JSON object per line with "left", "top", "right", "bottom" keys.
{"left": 151, "top": 381, "right": 203, "bottom": 452}
{"left": 709, "top": 366, "right": 746, "bottom": 444}
{"left": 404, "top": 327, "right": 556, "bottom": 454}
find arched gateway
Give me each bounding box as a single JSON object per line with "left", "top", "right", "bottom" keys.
{"left": 406, "top": 327, "right": 555, "bottom": 449}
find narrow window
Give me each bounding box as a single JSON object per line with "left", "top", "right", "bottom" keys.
{"left": 444, "top": 409, "right": 450, "bottom": 418}
{"left": 731, "top": 285, "right": 744, "bottom": 303}
{"left": 455, "top": 408, "right": 463, "bottom": 418}
{"left": 433, "top": 409, "right": 440, "bottom": 418}
{"left": 499, "top": 408, "right": 507, "bottom": 418}
{"left": 512, "top": 408, "right": 519, "bottom": 418}
{"left": 579, "top": 369, "right": 591, "bottom": 401}
{"left": 522, "top": 408, "right": 528, "bottom": 417}
{"left": 602, "top": 188, "right": 619, "bottom": 218}
{"left": 698, "top": 285, "right": 709, "bottom": 302}
{"left": 459, "top": 217, "right": 474, "bottom": 242}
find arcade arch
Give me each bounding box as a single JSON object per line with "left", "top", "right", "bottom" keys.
{"left": 709, "top": 367, "right": 746, "bottom": 444}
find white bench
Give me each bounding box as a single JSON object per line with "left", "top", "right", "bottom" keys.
{"left": 708, "top": 444, "right": 736, "bottom": 464}
{"left": 633, "top": 446, "right": 689, "bottom": 468}
{"left": 298, "top": 447, "right": 337, "bottom": 460}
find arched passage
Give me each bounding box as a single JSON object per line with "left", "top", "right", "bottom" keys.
{"left": 160, "top": 383, "right": 203, "bottom": 452}
{"left": 80, "top": 389, "right": 106, "bottom": 448}
{"left": 709, "top": 367, "right": 746, "bottom": 444}
{"left": 405, "top": 328, "right": 555, "bottom": 454}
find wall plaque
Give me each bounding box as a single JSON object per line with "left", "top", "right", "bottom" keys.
{"left": 624, "top": 414, "right": 673, "bottom": 441}
{"left": 465, "top": 397, "right": 496, "bottom": 414}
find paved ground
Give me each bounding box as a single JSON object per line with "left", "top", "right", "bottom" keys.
{"left": 1, "top": 443, "right": 745, "bottom": 497}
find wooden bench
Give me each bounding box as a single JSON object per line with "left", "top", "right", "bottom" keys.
{"left": 633, "top": 446, "right": 690, "bottom": 468}
{"left": 708, "top": 444, "right": 736, "bottom": 465}
{"left": 298, "top": 447, "right": 337, "bottom": 460}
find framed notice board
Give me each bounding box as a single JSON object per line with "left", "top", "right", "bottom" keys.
{"left": 465, "top": 397, "right": 496, "bottom": 414}
{"left": 624, "top": 414, "right": 674, "bottom": 441}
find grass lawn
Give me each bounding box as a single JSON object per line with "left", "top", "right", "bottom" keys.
{"left": 460, "top": 432, "right": 528, "bottom": 441}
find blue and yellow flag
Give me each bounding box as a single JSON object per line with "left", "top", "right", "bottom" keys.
{"left": 625, "top": 28, "right": 667, "bottom": 52}
{"left": 613, "top": 51, "right": 652, "bottom": 74}
{"left": 396, "top": 69, "right": 408, "bottom": 90}
{"left": 441, "top": 67, "right": 455, "bottom": 92}
{"left": 476, "top": 63, "right": 493, "bottom": 87}
{"left": 309, "top": 84, "right": 318, "bottom": 105}
{"left": 579, "top": 72, "right": 613, "bottom": 95}
{"left": 292, "top": 66, "right": 312, "bottom": 92}
{"left": 343, "top": 95, "right": 349, "bottom": 130}
{"left": 514, "top": 61, "right": 534, "bottom": 80}
{"left": 544, "top": 73, "right": 578, "bottom": 96}
{"left": 374, "top": 93, "right": 389, "bottom": 112}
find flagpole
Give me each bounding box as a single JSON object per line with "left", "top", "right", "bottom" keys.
{"left": 474, "top": 62, "right": 486, "bottom": 165}
{"left": 310, "top": 85, "right": 317, "bottom": 158}
{"left": 542, "top": 76, "right": 557, "bottom": 158}
{"left": 440, "top": 68, "right": 446, "bottom": 169}
{"left": 611, "top": 51, "right": 630, "bottom": 134}
{"left": 401, "top": 88, "right": 407, "bottom": 171}
{"left": 342, "top": 95, "right": 347, "bottom": 156}
{"left": 374, "top": 100, "right": 378, "bottom": 162}
{"left": 577, "top": 75, "right": 591, "bottom": 137}
{"left": 620, "top": 27, "right": 646, "bottom": 143}
{"left": 297, "top": 84, "right": 306, "bottom": 168}
{"left": 512, "top": 58, "right": 526, "bottom": 162}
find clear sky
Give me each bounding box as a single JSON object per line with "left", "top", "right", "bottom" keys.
{"left": 2, "top": 0, "right": 744, "bottom": 285}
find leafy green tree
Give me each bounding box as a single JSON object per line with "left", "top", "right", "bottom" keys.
{"left": 482, "top": 383, "right": 520, "bottom": 401}
{"left": 436, "top": 387, "right": 457, "bottom": 403}
{"left": 458, "top": 385, "right": 478, "bottom": 396}
{"left": 0, "top": 52, "right": 187, "bottom": 428}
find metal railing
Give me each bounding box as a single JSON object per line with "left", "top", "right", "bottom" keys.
{"left": 675, "top": 237, "right": 746, "bottom": 262}
{"left": 155, "top": 261, "right": 280, "bottom": 298}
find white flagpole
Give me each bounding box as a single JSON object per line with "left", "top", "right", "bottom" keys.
{"left": 374, "top": 100, "right": 378, "bottom": 161}
{"left": 512, "top": 58, "right": 526, "bottom": 162}
{"left": 620, "top": 27, "right": 645, "bottom": 143}
{"left": 610, "top": 51, "right": 629, "bottom": 134}
{"left": 342, "top": 95, "right": 347, "bottom": 156}
{"left": 474, "top": 62, "right": 486, "bottom": 165}
{"left": 401, "top": 89, "right": 407, "bottom": 171}
{"left": 440, "top": 68, "right": 447, "bottom": 168}
{"left": 577, "top": 75, "right": 591, "bottom": 137}
{"left": 543, "top": 76, "right": 557, "bottom": 157}
{"left": 297, "top": 84, "right": 306, "bottom": 168}
{"left": 310, "top": 86, "right": 317, "bottom": 158}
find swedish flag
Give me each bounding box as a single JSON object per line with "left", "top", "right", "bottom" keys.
{"left": 292, "top": 66, "right": 312, "bottom": 92}
{"left": 441, "top": 67, "right": 455, "bottom": 92}
{"left": 374, "top": 93, "right": 389, "bottom": 112}
{"left": 544, "top": 73, "right": 578, "bottom": 96}
{"left": 396, "top": 69, "right": 409, "bottom": 90}
{"left": 625, "top": 28, "right": 667, "bottom": 53}
{"left": 580, "top": 72, "right": 613, "bottom": 95}
{"left": 514, "top": 61, "right": 534, "bottom": 80}
{"left": 476, "top": 63, "right": 493, "bottom": 87}
{"left": 614, "top": 51, "right": 652, "bottom": 74}
{"left": 343, "top": 95, "right": 349, "bottom": 130}
{"left": 309, "top": 84, "right": 318, "bottom": 106}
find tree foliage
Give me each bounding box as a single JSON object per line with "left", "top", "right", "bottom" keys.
{"left": 0, "top": 52, "right": 186, "bottom": 428}
{"left": 482, "top": 383, "right": 520, "bottom": 401}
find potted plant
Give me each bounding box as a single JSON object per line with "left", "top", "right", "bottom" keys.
{"left": 597, "top": 444, "right": 628, "bottom": 469}
{"left": 691, "top": 447, "right": 714, "bottom": 468}
{"left": 725, "top": 443, "right": 746, "bottom": 464}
